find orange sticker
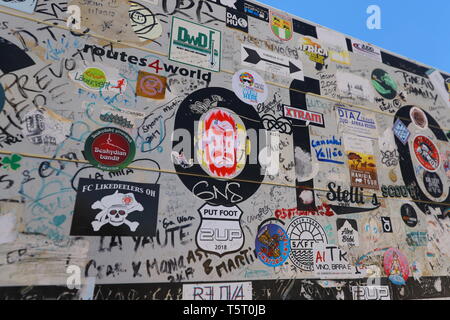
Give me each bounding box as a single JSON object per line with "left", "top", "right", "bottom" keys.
{"left": 136, "top": 71, "right": 167, "bottom": 100}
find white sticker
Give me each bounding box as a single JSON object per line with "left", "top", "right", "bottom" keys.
{"left": 169, "top": 17, "right": 221, "bottom": 72}
{"left": 351, "top": 39, "right": 382, "bottom": 62}
{"left": 0, "top": 213, "right": 17, "bottom": 245}
{"left": 183, "top": 282, "right": 252, "bottom": 300}
{"left": 232, "top": 69, "right": 268, "bottom": 105}
{"left": 336, "top": 71, "right": 375, "bottom": 102}
{"left": 313, "top": 244, "right": 365, "bottom": 279}
{"left": 241, "top": 44, "right": 304, "bottom": 80}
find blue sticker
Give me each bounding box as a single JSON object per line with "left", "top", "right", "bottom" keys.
{"left": 393, "top": 119, "right": 410, "bottom": 145}
{"left": 0, "top": 0, "right": 37, "bottom": 14}
{"left": 255, "top": 224, "right": 290, "bottom": 267}
{"left": 0, "top": 84, "right": 4, "bottom": 112}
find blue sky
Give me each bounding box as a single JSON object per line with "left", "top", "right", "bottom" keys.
{"left": 259, "top": 0, "right": 450, "bottom": 73}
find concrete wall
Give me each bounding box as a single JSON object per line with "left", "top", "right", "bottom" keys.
{"left": 0, "top": 0, "right": 449, "bottom": 300}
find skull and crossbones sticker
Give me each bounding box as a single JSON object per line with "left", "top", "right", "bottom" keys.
{"left": 91, "top": 191, "right": 144, "bottom": 232}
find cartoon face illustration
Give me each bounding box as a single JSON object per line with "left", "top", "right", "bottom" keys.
{"left": 91, "top": 191, "right": 144, "bottom": 232}
{"left": 201, "top": 109, "right": 239, "bottom": 178}
{"left": 239, "top": 72, "right": 254, "bottom": 87}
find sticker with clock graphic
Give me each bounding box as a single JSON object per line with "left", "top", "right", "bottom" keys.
{"left": 84, "top": 127, "right": 136, "bottom": 172}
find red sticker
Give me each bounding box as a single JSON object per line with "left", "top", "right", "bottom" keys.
{"left": 413, "top": 135, "right": 440, "bottom": 172}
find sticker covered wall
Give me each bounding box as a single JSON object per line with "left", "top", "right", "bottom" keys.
{"left": 0, "top": 0, "right": 448, "bottom": 300}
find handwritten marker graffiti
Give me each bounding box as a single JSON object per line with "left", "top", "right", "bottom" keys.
{"left": 129, "top": 1, "right": 163, "bottom": 41}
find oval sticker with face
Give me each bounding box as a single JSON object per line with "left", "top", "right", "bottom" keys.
{"left": 85, "top": 127, "right": 136, "bottom": 172}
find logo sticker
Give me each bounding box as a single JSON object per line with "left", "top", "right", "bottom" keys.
{"left": 226, "top": 7, "right": 248, "bottom": 33}
{"left": 393, "top": 119, "right": 411, "bottom": 145}
{"left": 413, "top": 135, "right": 440, "bottom": 172}
{"left": 300, "top": 36, "right": 328, "bottom": 68}
{"left": 196, "top": 203, "right": 244, "bottom": 256}
{"left": 287, "top": 217, "right": 327, "bottom": 271}
{"left": 136, "top": 71, "right": 167, "bottom": 100}
{"left": 351, "top": 40, "right": 381, "bottom": 62}
{"left": 381, "top": 216, "right": 393, "bottom": 233}
{"left": 232, "top": 69, "right": 268, "bottom": 106}
{"left": 169, "top": 17, "right": 221, "bottom": 72}
{"left": 243, "top": 1, "right": 269, "bottom": 22}
{"left": 383, "top": 248, "right": 409, "bottom": 286}
{"left": 371, "top": 69, "right": 398, "bottom": 100}
{"left": 423, "top": 171, "right": 443, "bottom": 198}
{"left": 283, "top": 105, "right": 324, "bottom": 127}
{"left": 255, "top": 223, "right": 290, "bottom": 267}
{"left": 337, "top": 219, "right": 359, "bottom": 247}
{"left": 69, "top": 66, "right": 127, "bottom": 94}
{"left": 84, "top": 127, "right": 136, "bottom": 172}
{"left": 70, "top": 178, "right": 159, "bottom": 236}
{"left": 23, "top": 106, "right": 72, "bottom": 149}
{"left": 400, "top": 204, "right": 418, "bottom": 228}
{"left": 270, "top": 11, "right": 293, "bottom": 41}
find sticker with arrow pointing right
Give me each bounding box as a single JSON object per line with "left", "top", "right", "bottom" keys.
{"left": 241, "top": 44, "right": 304, "bottom": 81}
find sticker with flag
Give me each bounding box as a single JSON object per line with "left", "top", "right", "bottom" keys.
{"left": 270, "top": 10, "right": 293, "bottom": 41}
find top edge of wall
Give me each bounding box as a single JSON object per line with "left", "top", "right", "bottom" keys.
{"left": 251, "top": 0, "right": 449, "bottom": 76}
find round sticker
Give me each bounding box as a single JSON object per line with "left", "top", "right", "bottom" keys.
{"left": 287, "top": 217, "right": 327, "bottom": 272}
{"left": 172, "top": 87, "right": 266, "bottom": 206}
{"left": 371, "top": 69, "right": 398, "bottom": 100}
{"left": 413, "top": 135, "right": 440, "bottom": 172}
{"left": 232, "top": 69, "right": 268, "bottom": 106}
{"left": 82, "top": 67, "right": 107, "bottom": 89}
{"left": 410, "top": 107, "right": 428, "bottom": 129}
{"left": 0, "top": 84, "right": 4, "bottom": 112}
{"left": 255, "top": 224, "right": 290, "bottom": 267}
{"left": 400, "top": 204, "right": 418, "bottom": 228}
{"left": 423, "top": 171, "right": 443, "bottom": 198}
{"left": 383, "top": 248, "right": 409, "bottom": 285}
{"left": 85, "top": 127, "right": 136, "bottom": 172}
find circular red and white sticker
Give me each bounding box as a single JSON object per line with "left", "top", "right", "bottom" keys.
{"left": 85, "top": 127, "right": 136, "bottom": 171}
{"left": 413, "top": 135, "right": 440, "bottom": 172}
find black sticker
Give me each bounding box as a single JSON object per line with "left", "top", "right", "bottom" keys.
{"left": 381, "top": 216, "right": 393, "bottom": 233}
{"left": 423, "top": 171, "right": 443, "bottom": 198}
{"left": 226, "top": 7, "right": 248, "bottom": 33}
{"left": 70, "top": 178, "right": 159, "bottom": 237}
{"left": 243, "top": 1, "right": 269, "bottom": 22}
{"left": 0, "top": 37, "right": 35, "bottom": 73}
{"left": 292, "top": 19, "right": 317, "bottom": 38}
{"left": 400, "top": 204, "right": 418, "bottom": 228}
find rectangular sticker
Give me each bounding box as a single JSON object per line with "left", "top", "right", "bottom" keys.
{"left": 183, "top": 282, "right": 252, "bottom": 300}
{"left": 343, "top": 134, "right": 379, "bottom": 190}
{"left": 317, "top": 27, "right": 350, "bottom": 65}
{"left": 169, "top": 17, "right": 221, "bottom": 72}
{"left": 352, "top": 286, "right": 390, "bottom": 300}
{"left": 393, "top": 119, "right": 411, "bottom": 145}
{"left": 70, "top": 179, "right": 160, "bottom": 237}
{"left": 351, "top": 39, "right": 382, "bottom": 62}
{"left": 283, "top": 105, "right": 324, "bottom": 127}
{"left": 336, "top": 72, "right": 375, "bottom": 102}
{"left": 0, "top": 0, "right": 36, "bottom": 13}
{"left": 242, "top": 44, "right": 304, "bottom": 80}
{"left": 313, "top": 244, "right": 365, "bottom": 279}
{"left": 226, "top": 7, "right": 248, "bottom": 33}
{"left": 336, "top": 105, "right": 378, "bottom": 138}
{"left": 243, "top": 1, "right": 269, "bottom": 22}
